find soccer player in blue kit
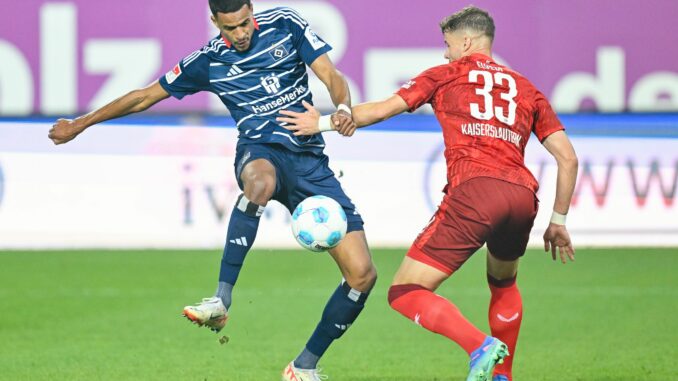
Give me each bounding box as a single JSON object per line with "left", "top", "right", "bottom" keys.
{"left": 48, "top": 1, "right": 377, "bottom": 379}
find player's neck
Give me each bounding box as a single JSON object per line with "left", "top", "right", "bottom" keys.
{"left": 462, "top": 48, "right": 492, "bottom": 59}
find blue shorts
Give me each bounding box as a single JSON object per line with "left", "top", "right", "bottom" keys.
{"left": 234, "top": 143, "right": 364, "bottom": 233}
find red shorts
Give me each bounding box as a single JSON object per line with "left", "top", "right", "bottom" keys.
{"left": 408, "top": 177, "right": 538, "bottom": 275}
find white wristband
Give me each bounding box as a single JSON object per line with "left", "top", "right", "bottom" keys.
{"left": 550, "top": 211, "right": 567, "bottom": 225}
{"left": 318, "top": 115, "right": 333, "bottom": 132}
{"left": 337, "top": 104, "right": 352, "bottom": 115}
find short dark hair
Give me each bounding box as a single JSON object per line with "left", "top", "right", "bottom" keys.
{"left": 439, "top": 6, "right": 495, "bottom": 41}
{"left": 209, "top": 0, "right": 251, "bottom": 16}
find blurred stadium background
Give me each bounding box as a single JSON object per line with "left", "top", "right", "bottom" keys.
{"left": 0, "top": 1, "right": 676, "bottom": 380}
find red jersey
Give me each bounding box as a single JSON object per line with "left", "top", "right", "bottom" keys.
{"left": 396, "top": 53, "right": 564, "bottom": 193}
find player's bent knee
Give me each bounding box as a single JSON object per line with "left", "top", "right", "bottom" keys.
{"left": 243, "top": 175, "right": 275, "bottom": 205}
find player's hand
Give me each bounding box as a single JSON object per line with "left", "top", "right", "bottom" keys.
{"left": 332, "top": 109, "right": 357, "bottom": 137}
{"left": 543, "top": 223, "right": 575, "bottom": 264}
{"left": 48, "top": 118, "right": 85, "bottom": 145}
{"left": 277, "top": 100, "right": 322, "bottom": 136}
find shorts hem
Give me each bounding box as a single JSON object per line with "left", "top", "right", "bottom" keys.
{"left": 406, "top": 245, "right": 455, "bottom": 276}
{"left": 347, "top": 221, "right": 365, "bottom": 233}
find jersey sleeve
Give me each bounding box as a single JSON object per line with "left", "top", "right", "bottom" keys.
{"left": 275, "top": 8, "right": 332, "bottom": 65}
{"left": 532, "top": 91, "right": 565, "bottom": 142}
{"left": 158, "top": 53, "right": 211, "bottom": 99}
{"left": 395, "top": 66, "right": 446, "bottom": 112}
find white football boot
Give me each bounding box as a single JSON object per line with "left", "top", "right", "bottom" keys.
{"left": 281, "top": 362, "right": 328, "bottom": 381}
{"left": 182, "top": 297, "right": 228, "bottom": 333}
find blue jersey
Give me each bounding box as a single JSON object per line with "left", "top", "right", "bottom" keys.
{"left": 159, "top": 7, "right": 332, "bottom": 155}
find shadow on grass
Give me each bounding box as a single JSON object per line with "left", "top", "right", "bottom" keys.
{"left": 348, "top": 376, "right": 657, "bottom": 381}
{"left": 349, "top": 377, "right": 457, "bottom": 381}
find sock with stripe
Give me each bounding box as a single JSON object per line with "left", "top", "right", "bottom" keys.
{"left": 216, "top": 194, "right": 264, "bottom": 308}
{"left": 294, "top": 281, "right": 370, "bottom": 369}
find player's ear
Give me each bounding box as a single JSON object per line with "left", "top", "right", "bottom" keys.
{"left": 210, "top": 14, "right": 218, "bottom": 28}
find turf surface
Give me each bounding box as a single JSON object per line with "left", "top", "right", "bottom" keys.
{"left": 0, "top": 248, "right": 675, "bottom": 380}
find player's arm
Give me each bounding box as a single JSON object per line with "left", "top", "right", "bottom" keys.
{"left": 310, "top": 54, "right": 350, "bottom": 110}
{"left": 351, "top": 95, "right": 410, "bottom": 128}
{"left": 278, "top": 65, "right": 439, "bottom": 136}
{"left": 541, "top": 130, "right": 579, "bottom": 263}
{"left": 48, "top": 81, "right": 170, "bottom": 145}
{"left": 308, "top": 54, "right": 354, "bottom": 133}
{"left": 277, "top": 95, "right": 409, "bottom": 137}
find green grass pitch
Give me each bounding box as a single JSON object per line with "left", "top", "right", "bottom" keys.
{"left": 0, "top": 248, "right": 675, "bottom": 380}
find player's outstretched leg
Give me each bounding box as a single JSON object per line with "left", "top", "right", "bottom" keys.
{"left": 388, "top": 283, "right": 487, "bottom": 352}
{"left": 387, "top": 255, "right": 509, "bottom": 380}
{"left": 182, "top": 193, "right": 265, "bottom": 332}
{"left": 283, "top": 231, "right": 376, "bottom": 379}
{"left": 487, "top": 274, "right": 522, "bottom": 381}
{"left": 388, "top": 283, "right": 508, "bottom": 380}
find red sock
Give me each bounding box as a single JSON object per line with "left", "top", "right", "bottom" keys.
{"left": 388, "top": 284, "right": 486, "bottom": 354}
{"left": 488, "top": 276, "right": 522, "bottom": 379}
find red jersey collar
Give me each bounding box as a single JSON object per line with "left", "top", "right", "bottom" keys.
{"left": 468, "top": 53, "right": 494, "bottom": 63}
{"left": 221, "top": 17, "right": 259, "bottom": 48}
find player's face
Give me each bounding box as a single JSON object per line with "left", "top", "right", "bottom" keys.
{"left": 443, "top": 31, "right": 466, "bottom": 62}
{"left": 212, "top": 4, "right": 256, "bottom": 52}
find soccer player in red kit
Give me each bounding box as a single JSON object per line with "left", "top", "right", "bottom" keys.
{"left": 278, "top": 5, "right": 578, "bottom": 381}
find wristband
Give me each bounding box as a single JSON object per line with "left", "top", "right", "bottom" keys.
{"left": 337, "top": 104, "right": 352, "bottom": 115}
{"left": 550, "top": 211, "right": 567, "bottom": 225}
{"left": 318, "top": 115, "right": 333, "bottom": 132}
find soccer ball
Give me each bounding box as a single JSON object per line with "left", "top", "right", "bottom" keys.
{"left": 291, "top": 195, "right": 347, "bottom": 252}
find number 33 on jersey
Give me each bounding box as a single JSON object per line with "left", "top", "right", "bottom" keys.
{"left": 396, "top": 53, "right": 565, "bottom": 193}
